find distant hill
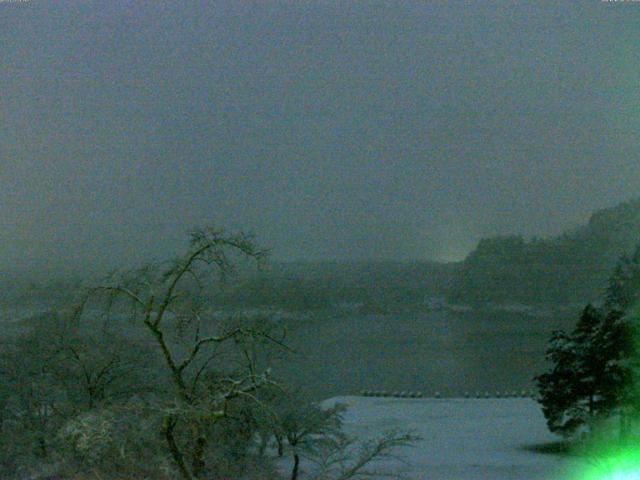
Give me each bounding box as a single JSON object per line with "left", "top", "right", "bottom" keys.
{"left": 447, "top": 198, "right": 640, "bottom": 306}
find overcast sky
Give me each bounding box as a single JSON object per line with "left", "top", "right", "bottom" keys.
{"left": 1, "top": 0, "right": 639, "bottom": 275}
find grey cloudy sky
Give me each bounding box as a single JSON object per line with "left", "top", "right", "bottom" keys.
{"left": 1, "top": 0, "right": 639, "bottom": 275}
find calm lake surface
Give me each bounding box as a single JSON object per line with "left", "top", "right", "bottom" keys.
{"left": 3, "top": 304, "right": 577, "bottom": 401}
{"left": 276, "top": 309, "right": 577, "bottom": 400}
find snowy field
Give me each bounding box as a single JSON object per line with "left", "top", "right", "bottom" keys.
{"left": 311, "top": 396, "right": 586, "bottom": 480}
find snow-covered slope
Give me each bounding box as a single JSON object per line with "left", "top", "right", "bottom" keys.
{"left": 317, "top": 396, "right": 585, "bottom": 480}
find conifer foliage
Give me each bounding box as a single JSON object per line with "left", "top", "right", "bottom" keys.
{"left": 536, "top": 243, "right": 640, "bottom": 438}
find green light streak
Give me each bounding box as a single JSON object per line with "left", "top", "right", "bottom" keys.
{"left": 570, "top": 445, "right": 640, "bottom": 480}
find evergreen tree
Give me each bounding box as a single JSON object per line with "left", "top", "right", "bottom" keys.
{"left": 535, "top": 329, "right": 580, "bottom": 436}
{"left": 536, "top": 242, "right": 640, "bottom": 439}
{"left": 573, "top": 305, "right": 607, "bottom": 418}
{"left": 535, "top": 305, "right": 605, "bottom": 436}
{"left": 602, "top": 243, "right": 640, "bottom": 429}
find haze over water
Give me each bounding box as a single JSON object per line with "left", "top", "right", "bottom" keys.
{"left": 2, "top": 1, "right": 640, "bottom": 276}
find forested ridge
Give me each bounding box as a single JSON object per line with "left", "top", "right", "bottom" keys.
{"left": 448, "top": 198, "right": 640, "bottom": 306}
{"left": 217, "top": 198, "right": 640, "bottom": 310}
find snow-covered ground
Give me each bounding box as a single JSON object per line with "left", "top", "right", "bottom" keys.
{"left": 315, "top": 396, "right": 586, "bottom": 480}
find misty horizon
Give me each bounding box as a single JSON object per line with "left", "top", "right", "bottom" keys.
{"left": 2, "top": 1, "right": 639, "bottom": 275}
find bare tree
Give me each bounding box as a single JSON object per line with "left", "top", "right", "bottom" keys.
{"left": 257, "top": 391, "right": 347, "bottom": 480}
{"left": 308, "top": 430, "right": 419, "bottom": 480}
{"left": 73, "top": 226, "right": 289, "bottom": 480}
{"left": 254, "top": 390, "right": 419, "bottom": 480}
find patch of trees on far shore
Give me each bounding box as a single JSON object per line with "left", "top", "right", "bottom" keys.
{"left": 448, "top": 198, "right": 640, "bottom": 306}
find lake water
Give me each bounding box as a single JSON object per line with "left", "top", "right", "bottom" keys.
{"left": 3, "top": 304, "right": 578, "bottom": 401}
{"left": 275, "top": 309, "right": 577, "bottom": 400}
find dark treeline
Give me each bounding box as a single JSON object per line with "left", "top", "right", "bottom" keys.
{"left": 212, "top": 261, "right": 457, "bottom": 312}
{"left": 448, "top": 198, "right": 640, "bottom": 306}
{"left": 216, "top": 198, "right": 640, "bottom": 311}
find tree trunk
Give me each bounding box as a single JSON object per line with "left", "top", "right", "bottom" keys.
{"left": 38, "top": 436, "right": 47, "bottom": 457}
{"left": 276, "top": 434, "right": 284, "bottom": 457}
{"left": 191, "top": 433, "right": 207, "bottom": 478}
{"left": 258, "top": 431, "right": 268, "bottom": 456}
{"left": 163, "top": 416, "right": 193, "bottom": 480}
{"left": 290, "top": 452, "right": 300, "bottom": 480}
